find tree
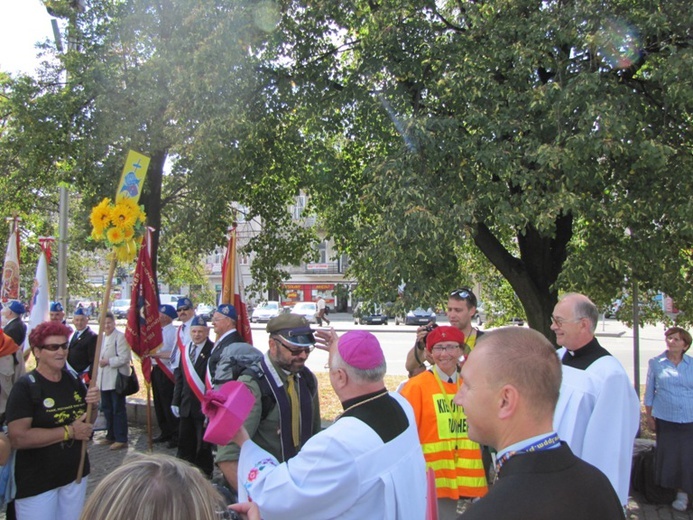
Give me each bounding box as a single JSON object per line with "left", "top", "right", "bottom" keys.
{"left": 253, "top": 0, "right": 693, "bottom": 337}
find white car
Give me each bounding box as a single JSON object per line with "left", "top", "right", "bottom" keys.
{"left": 290, "top": 302, "right": 318, "bottom": 323}
{"left": 251, "top": 301, "right": 281, "bottom": 323}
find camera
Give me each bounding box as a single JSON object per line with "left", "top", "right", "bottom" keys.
{"left": 423, "top": 323, "right": 438, "bottom": 333}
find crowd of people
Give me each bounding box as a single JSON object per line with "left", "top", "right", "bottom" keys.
{"left": 0, "top": 289, "right": 689, "bottom": 519}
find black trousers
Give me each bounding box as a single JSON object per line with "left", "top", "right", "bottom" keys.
{"left": 151, "top": 365, "right": 178, "bottom": 440}
{"left": 177, "top": 414, "right": 213, "bottom": 478}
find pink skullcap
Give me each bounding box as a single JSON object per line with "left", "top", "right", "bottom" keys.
{"left": 426, "top": 326, "right": 465, "bottom": 351}
{"left": 337, "top": 330, "right": 385, "bottom": 370}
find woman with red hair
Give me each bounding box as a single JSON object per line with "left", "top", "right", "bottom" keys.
{"left": 6, "top": 320, "right": 99, "bottom": 520}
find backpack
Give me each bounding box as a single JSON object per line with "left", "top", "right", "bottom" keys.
{"left": 214, "top": 359, "right": 317, "bottom": 421}
{"left": 631, "top": 444, "right": 677, "bottom": 504}
{"left": 27, "top": 369, "right": 84, "bottom": 407}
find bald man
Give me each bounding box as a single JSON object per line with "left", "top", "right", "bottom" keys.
{"left": 456, "top": 327, "right": 624, "bottom": 520}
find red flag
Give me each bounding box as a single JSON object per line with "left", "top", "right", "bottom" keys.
{"left": 125, "top": 229, "right": 162, "bottom": 383}
{"left": 221, "top": 226, "right": 252, "bottom": 344}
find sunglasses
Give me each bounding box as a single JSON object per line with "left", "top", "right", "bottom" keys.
{"left": 273, "top": 336, "right": 315, "bottom": 356}
{"left": 177, "top": 306, "right": 192, "bottom": 312}
{"left": 41, "top": 342, "right": 69, "bottom": 351}
{"left": 450, "top": 288, "right": 476, "bottom": 305}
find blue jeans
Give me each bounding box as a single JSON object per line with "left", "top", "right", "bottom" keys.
{"left": 100, "top": 390, "right": 128, "bottom": 442}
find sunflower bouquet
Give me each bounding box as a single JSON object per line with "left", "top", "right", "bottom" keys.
{"left": 90, "top": 197, "right": 147, "bottom": 263}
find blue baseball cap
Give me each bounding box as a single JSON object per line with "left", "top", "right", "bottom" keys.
{"left": 191, "top": 315, "right": 207, "bottom": 327}
{"left": 176, "top": 297, "right": 193, "bottom": 310}
{"left": 159, "top": 304, "right": 177, "bottom": 320}
{"left": 215, "top": 304, "right": 238, "bottom": 321}
{"left": 50, "top": 302, "right": 64, "bottom": 312}
{"left": 7, "top": 300, "right": 26, "bottom": 315}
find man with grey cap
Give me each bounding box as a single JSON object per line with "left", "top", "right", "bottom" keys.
{"left": 216, "top": 313, "right": 321, "bottom": 492}
{"left": 232, "top": 330, "right": 427, "bottom": 520}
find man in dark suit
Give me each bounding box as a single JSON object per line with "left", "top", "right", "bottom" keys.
{"left": 67, "top": 307, "right": 98, "bottom": 380}
{"left": 455, "top": 327, "right": 625, "bottom": 520}
{"left": 206, "top": 304, "right": 243, "bottom": 386}
{"left": 172, "top": 315, "right": 214, "bottom": 477}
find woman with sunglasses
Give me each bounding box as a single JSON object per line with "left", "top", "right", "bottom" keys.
{"left": 6, "top": 320, "right": 99, "bottom": 520}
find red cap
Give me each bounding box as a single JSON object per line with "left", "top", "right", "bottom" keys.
{"left": 426, "top": 326, "right": 465, "bottom": 351}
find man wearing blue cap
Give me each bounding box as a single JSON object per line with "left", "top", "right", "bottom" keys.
{"left": 216, "top": 313, "right": 321, "bottom": 492}
{"left": 66, "top": 307, "right": 98, "bottom": 380}
{"left": 172, "top": 315, "right": 215, "bottom": 477}
{"left": 148, "top": 304, "right": 179, "bottom": 447}
{"left": 175, "top": 297, "right": 196, "bottom": 371}
{"left": 49, "top": 302, "right": 66, "bottom": 325}
{"left": 0, "top": 300, "right": 27, "bottom": 422}
{"left": 206, "top": 304, "right": 243, "bottom": 389}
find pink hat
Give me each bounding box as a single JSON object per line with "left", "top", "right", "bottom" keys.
{"left": 202, "top": 381, "right": 255, "bottom": 445}
{"left": 425, "top": 326, "right": 465, "bottom": 351}
{"left": 337, "top": 330, "right": 385, "bottom": 370}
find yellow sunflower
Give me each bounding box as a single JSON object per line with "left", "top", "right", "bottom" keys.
{"left": 106, "top": 226, "right": 125, "bottom": 245}
{"left": 111, "top": 201, "right": 138, "bottom": 230}
{"left": 90, "top": 198, "right": 113, "bottom": 235}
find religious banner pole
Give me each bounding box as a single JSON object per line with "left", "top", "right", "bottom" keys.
{"left": 77, "top": 150, "right": 151, "bottom": 482}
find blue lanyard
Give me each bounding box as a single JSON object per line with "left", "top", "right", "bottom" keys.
{"left": 495, "top": 433, "right": 561, "bottom": 480}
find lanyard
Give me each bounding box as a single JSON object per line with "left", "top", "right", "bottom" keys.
{"left": 495, "top": 433, "right": 561, "bottom": 480}
{"left": 431, "top": 369, "right": 464, "bottom": 459}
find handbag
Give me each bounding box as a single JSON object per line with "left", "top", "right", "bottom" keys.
{"left": 114, "top": 338, "right": 139, "bottom": 396}
{"left": 115, "top": 364, "right": 139, "bottom": 396}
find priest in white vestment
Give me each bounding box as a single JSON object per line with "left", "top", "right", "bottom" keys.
{"left": 233, "top": 330, "right": 428, "bottom": 520}
{"left": 551, "top": 293, "right": 640, "bottom": 506}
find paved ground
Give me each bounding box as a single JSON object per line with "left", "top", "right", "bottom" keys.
{"left": 82, "top": 425, "right": 693, "bottom": 519}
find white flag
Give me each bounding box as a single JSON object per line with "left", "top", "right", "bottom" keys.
{"left": 25, "top": 249, "right": 50, "bottom": 352}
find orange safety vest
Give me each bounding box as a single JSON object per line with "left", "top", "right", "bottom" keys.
{"left": 401, "top": 370, "right": 487, "bottom": 500}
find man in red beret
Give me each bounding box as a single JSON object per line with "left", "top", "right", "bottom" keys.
{"left": 400, "top": 325, "right": 488, "bottom": 519}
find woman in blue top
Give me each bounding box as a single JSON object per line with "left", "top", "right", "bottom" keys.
{"left": 645, "top": 326, "right": 693, "bottom": 512}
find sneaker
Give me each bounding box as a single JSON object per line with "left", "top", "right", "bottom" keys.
{"left": 672, "top": 493, "right": 688, "bottom": 512}
{"left": 97, "top": 438, "right": 115, "bottom": 445}
{"left": 109, "top": 442, "right": 128, "bottom": 451}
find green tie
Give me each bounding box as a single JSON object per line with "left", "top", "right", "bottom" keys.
{"left": 286, "top": 374, "right": 300, "bottom": 448}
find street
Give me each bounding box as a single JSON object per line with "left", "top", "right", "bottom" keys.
{"left": 96, "top": 313, "right": 667, "bottom": 383}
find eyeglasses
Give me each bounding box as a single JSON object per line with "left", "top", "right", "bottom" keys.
{"left": 450, "top": 288, "right": 476, "bottom": 306}
{"left": 41, "top": 342, "right": 69, "bottom": 351}
{"left": 177, "top": 306, "right": 191, "bottom": 312}
{"left": 431, "top": 345, "right": 461, "bottom": 353}
{"left": 550, "top": 316, "right": 584, "bottom": 327}
{"left": 273, "top": 337, "right": 314, "bottom": 356}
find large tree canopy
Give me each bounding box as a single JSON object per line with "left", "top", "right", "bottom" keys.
{"left": 1, "top": 0, "right": 691, "bottom": 334}
{"left": 261, "top": 0, "right": 693, "bottom": 336}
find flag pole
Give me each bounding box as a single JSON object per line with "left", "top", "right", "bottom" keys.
{"left": 77, "top": 256, "right": 117, "bottom": 483}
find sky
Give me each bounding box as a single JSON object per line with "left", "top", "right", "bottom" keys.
{"left": 0, "top": 0, "right": 56, "bottom": 76}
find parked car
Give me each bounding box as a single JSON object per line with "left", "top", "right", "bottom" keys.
{"left": 395, "top": 307, "right": 437, "bottom": 326}
{"left": 111, "top": 299, "right": 131, "bottom": 319}
{"left": 290, "top": 301, "right": 318, "bottom": 323}
{"left": 159, "top": 293, "right": 185, "bottom": 305}
{"left": 196, "top": 303, "right": 215, "bottom": 320}
{"left": 251, "top": 301, "right": 281, "bottom": 323}
{"left": 353, "top": 302, "right": 389, "bottom": 325}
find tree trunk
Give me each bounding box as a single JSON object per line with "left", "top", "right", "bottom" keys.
{"left": 472, "top": 214, "right": 573, "bottom": 344}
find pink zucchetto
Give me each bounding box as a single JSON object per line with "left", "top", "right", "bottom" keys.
{"left": 337, "top": 331, "right": 385, "bottom": 370}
